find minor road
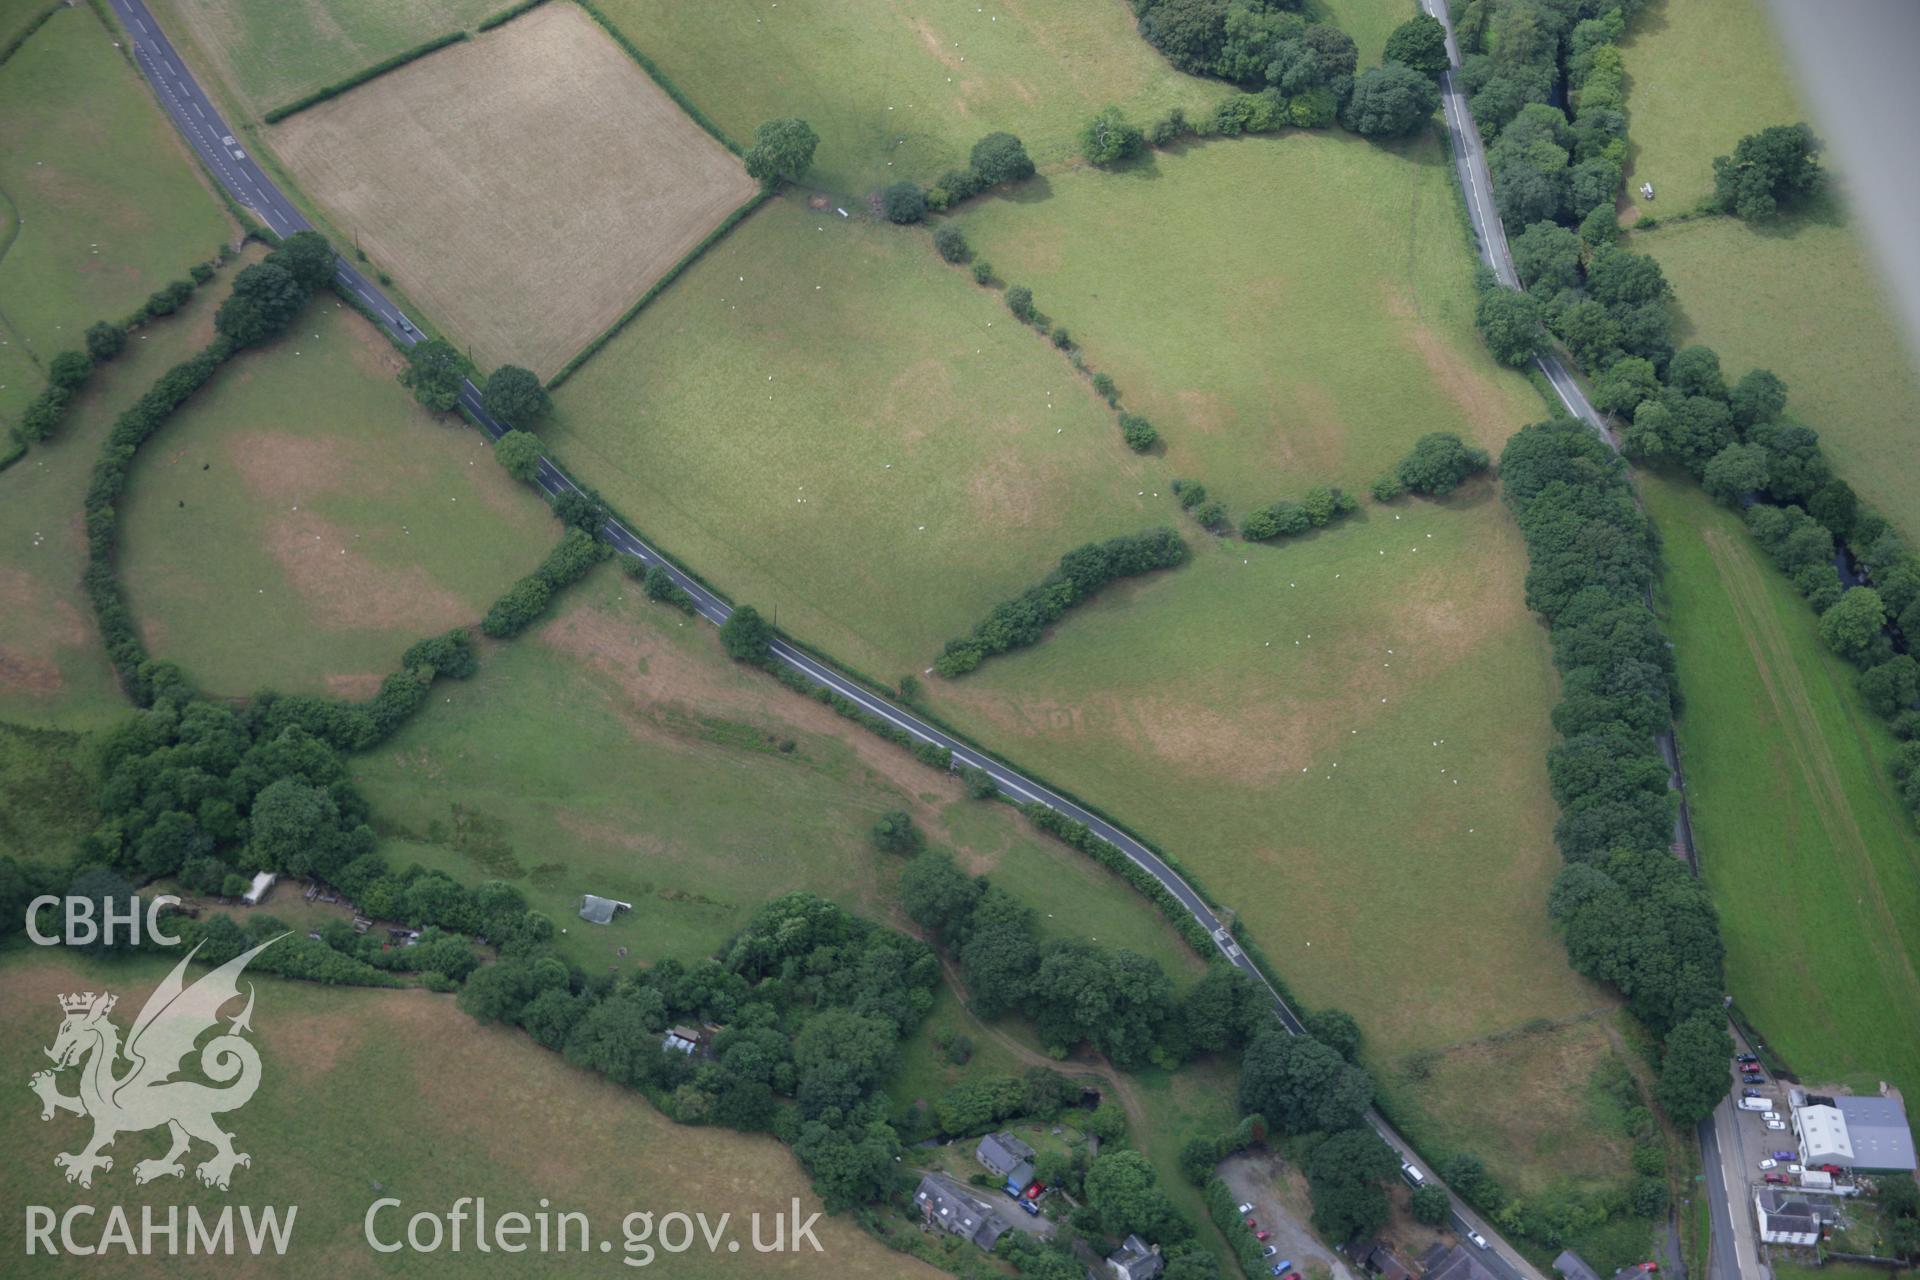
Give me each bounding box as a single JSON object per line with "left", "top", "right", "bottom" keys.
{"left": 111, "top": 1, "right": 1547, "bottom": 1274}
{"left": 1418, "top": 3, "right": 1739, "bottom": 1278}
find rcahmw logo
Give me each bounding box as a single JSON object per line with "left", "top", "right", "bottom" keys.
{"left": 23, "top": 937, "right": 299, "bottom": 1258}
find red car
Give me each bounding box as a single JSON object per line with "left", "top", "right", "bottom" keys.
{"left": 1819, "top": 1164, "right": 1845, "bottom": 1175}
{"left": 1025, "top": 1182, "right": 1044, "bottom": 1201}
{"left": 1256, "top": 1230, "right": 1272, "bottom": 1242}
{"left": 1763, "top": 1173, "right": 1789, "bottom": 1184}
{"left": 1246, "top": 1218, "right": 1258, "bottom": 1230}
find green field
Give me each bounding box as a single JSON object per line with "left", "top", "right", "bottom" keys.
{"left": 593, "top": 0, "right": 1226, "bottom": 193}
{"left": 925, "top": 492, "right": 1604, "bottom": 1060}
{"left": 117, "top": 299, "right": 557, "bottom": 699}
{"left": 546, "top": 193, "right": 1161, "bottom": 680}
{"left": 1616, "top": 0, "right": 1805, "bottom": 216}
{"left": 1313, "top": 0, "right": 1411, "bottom": 67}
{"left": 1637, "top": 212, "right": 1920, "bottom": 543}
{"left": 548, "top": 131, "right": 1539, "bottom": 682}
{"left": 152, "top": 0, "right": 504, "bottom": 119}
{"left": 0, "top": 947, "right": 941, "bottom": 1278}
{"left": 0, "top": 262, "right": 234, "bottom": 730}
{"left": 356, "top": 564, "right": 1206, "bottom": 978}
{"left": 1643, "top": 473, "right": 1920, "bottom": 1111}
{"left": 0, "top": 4, "right": 231, "bottom": 363}
{"left": 949, "top": 134, "right": 1541, "bottom": 510}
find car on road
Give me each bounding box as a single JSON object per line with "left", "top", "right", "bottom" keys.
{"left": 1401, "top": 1160, "right": 1426, "bottom": 1186}
{"left": 1237, "top": 1203, "right": 1254, "bottom": 1215}
{"left": 1468, "top": 1231, "right": 1489, "bottom": 1249}
{"left": 1758, "top": 1159, "right": 1778, "bottom": 1170}
{"left": 1767, "top": 1120, "right": 1787, "bottom": 1130}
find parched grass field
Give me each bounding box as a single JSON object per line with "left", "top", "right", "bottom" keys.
{"left": 1616, "top": 0, "right": 1805, "bottom": 216}
{"left": 0, "top": 3, "right": 232, "bottom": 362}
{"left": 117, "top": 299, "right": 556, "bottom": 699}
{"left": 0, "top": 260, "right": 235, "bottom": 730}
{"left": 357, "top": 563, "right": 1208, "bottom": 979}
{"left": 1377, "top": 1011, "right": 1638, "bottom": 1200}
{"left": 923, "top": 488, "right": 1607, "bottom": 1062}
{"left": 546, "top": 193, "right": 1161, "bottom": 680}
{"left": 0, "top": 948, "right": 940, "bottom": 1277}
{"left": 1642, "top": 473, "right": 1920, "bottom": 1112}
{"left": 270, "top": 4, "right": 757, "bottom": 376}
{"left": 949, "top": 135, "right": 1541, "bottom": 510}
{"left": 152, "top": 0, "right": 502, "bottom": 119}
{"left": 1637, "top": 212, "right": 1920, "bottom": 542}
{"left": 594, "top": 0, "right": 1227, "bottom": 195}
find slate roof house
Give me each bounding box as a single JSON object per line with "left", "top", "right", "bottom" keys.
{"left": 1107, "top": 1233, "right": 1164, "bottom": 1280}
{"left": 1419, "top": 1243, "right": 1498, "bottom": 1280}
{"left": 977, "top": 1131, "right": 1035, "bottom": 1178}
{"left": 914, "top": 1174, "right": 1009, "bottom": 1252}
{"left": 1754, "top": 1188, "right": 1823, "bottom": 1246}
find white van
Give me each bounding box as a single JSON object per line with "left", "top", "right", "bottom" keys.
{"left": 1401, "top": 1161, "right": 1425, "bottom": 1187}
{"left": 1738, "top": 1097, "right": 1771, "bottom": 1112}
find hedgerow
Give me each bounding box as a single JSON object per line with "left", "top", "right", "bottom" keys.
{"left": 263, "top": 32, "right": 469, "bottom": 123}
{"left": 936, "top": 528, "right": 1188, "bottom": 676}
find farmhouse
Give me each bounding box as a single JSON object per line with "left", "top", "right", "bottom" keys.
{"left": 976, "top": 1131, "right": 1035, "bottom": 1178}
{"left": 1754, "top": 1188, "right": 1828, "bottom": 1246}
{"left": 1419, "top": 1243, "right": 1498, "bottom": 1280}
{"left": 1107, "top": 1233, "right": 1164, "bottom": 1280}
{"left": 913, "top": 1174, "right": 1008, "bottom": 1252}
{"left": 1788, "top": 1088, "right": 1918, "bottom": 1173}
{"left": 1365, "top": 1242, "right": 1414, "bottom": 1280}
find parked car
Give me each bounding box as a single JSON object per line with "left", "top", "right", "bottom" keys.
{"left": 1767, "top": 1120, "right": 1787, "bottom": 1131}
{"left": 1256, "top": 1230, "right": 1272, "bottom": 1242}
{"left": 1742, "top": 1072, "right": 1765, "bottom": 1083}
{"left": 1758, "top": 1159, "right": 1778, "bottom": 1170}
{"left": 1261, "top": 1246, "right": 1278, "bottom": 1258}
{"left": 1789, "top": 1165, "right": 1804, "bottom": 1174}
{"left": 1819, "top": 1164, "right": 1845, "bottom": 1175}
{"left": 1742, "top": 1088, "right": 1765, "bottom": 1098}
{"left": 1764, "top": 1173, "right": 1790, "bottom": 1184}
{"left": 1737, "top": 1053, "right": 1759, "bottom": 1064}
{"left": 1238, "top": 1203, "right": 1254, "bottom": 1215}
{"left": 1019, "top": 1199, "right": 1040, "bottom": 1217}
{"left": 1025, "top": 1183, "right": 1044, "bottom": 1201}
{"left": 1771, "top": 1151, "right": 1797, "bottom": 1161}
{"left": 1763, "top": 1112, "right": 1780, "bottom": 1121}
{"left": 1268, "top": 1263, "right": 1290, "bottom": 1275}
{"left": 1245, "top": 1218, "right": 1258, "bottom": 1230}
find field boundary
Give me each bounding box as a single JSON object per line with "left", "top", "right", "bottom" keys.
{"left": 545, "top": 188, "right": 768, "bottom": 389}
{"left": 573, "top": 0, "right": 741, "bottom": 156}
{"left": 0, "top": 0, "right": 58, "bottom": 68}
{"left": 477, "top": 0, "right": 550, "bottom": 31}
{"left": 262, "top": 31, "right": 469, "bottom": 124}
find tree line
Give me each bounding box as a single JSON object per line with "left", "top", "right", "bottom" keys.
{"left": 935, "top": 528, "right": 1189, "bottom": 676}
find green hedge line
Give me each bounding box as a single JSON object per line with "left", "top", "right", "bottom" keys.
{"left": 0, "top": 2, "right": 59, "bottom": 69}
{"left": 477, "top": 0, "right": 549, "bottom": 31}
{"left": 263, "top": 31, "right": 469, "bottom": 123}
{"left": 1023, "top": 803, "right": 1215, "bottom": 955}
{"left": 0, "top": 429, "right": 26, "bottom": 473}
{"left": 573, "top": 0, "right": 741, "bottom": 155}
{"left": 546, "top": 189, "right": 768, "bottom": 389}
{"left": 1203, "top": 1178, "right": 1264, "bottom": 1279}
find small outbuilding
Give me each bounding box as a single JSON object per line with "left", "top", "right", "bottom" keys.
{"left": 241, "top": 871, "right": 277, "bottom": 906}
{"left": 578, "top": 895, "right": 632, "bottom": 925}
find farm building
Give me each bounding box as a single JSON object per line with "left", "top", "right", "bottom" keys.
{"left": 578, "top": 895, "right": 632, "bottom": 925}
{"left": 1788, "top": 1088, "right": 1918, "bottom": 1173}
{"left": 241, "top": 871, "right": 277, "bottom": 906}
{"left": 913, "top": 1174, "right": 1007, "bottom": 1252}
{"left": 1107, "top": 1233, "right": 1164, "bottom": 1280}
{"left": 976, "top": 1131, "right": 1035, "bottom": 1178}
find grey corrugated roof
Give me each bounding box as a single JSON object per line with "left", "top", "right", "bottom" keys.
{"left": 1553, "top": 1251, "right": 1602, "bottom": 1280}
{"left": 1836, "top": 1095, "right": 1917, "bottom": 1170}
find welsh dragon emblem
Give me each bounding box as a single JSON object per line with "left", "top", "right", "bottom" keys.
{"left": 30, "top": 937, "right": 283, "bottom": 1190}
